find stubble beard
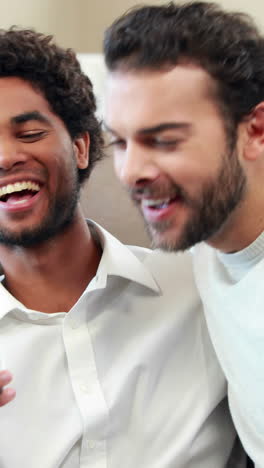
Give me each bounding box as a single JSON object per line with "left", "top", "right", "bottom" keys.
{"left": 140, "top": 148, "right": 247, "bottom": 252}
{"left": 0, "top": 157, "right": 81, "bottom": 248}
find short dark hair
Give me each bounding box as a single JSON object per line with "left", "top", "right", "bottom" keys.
{"left": 0, "top": 27, "right": 104, "bottom": 184}
{"left": 104, "top": 1, "right": 264, "bottom": 132}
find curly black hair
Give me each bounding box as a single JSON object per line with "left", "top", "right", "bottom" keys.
{"left": 104, "top": 1, "right": 264, "bottom": 135}
{"left": 0, "top": 27, "right": 104, "bottom": 184}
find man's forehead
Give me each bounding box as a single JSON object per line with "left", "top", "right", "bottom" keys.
{"left": 105, "top": 65, "right": 215, "bottom": 122}
{"left": 105, "top": 65, "right": 215, "bottom": 137}
{"left": 0, "top": 77, "right": 46, "bottom": 105}
{"left": 0, "top": 77, "right": 57, "bottom": 126}
{"left": 106, "top": 63, "right": 212, "bottom": 90}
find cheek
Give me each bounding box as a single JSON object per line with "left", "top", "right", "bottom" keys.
{"left": 162, "top": 143, "right": 222, "bottom": 181}
{"left": 50, "top": 149, "right": 75, "bottom": 185}
{"left": 160, "top": 156, "right": 215, "bottom": 192}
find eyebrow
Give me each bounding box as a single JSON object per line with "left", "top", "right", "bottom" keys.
{"left": 138, "top": 122, "right": 191, "bottom": 135}
{"left": 11, "top": 111, "right": 51, "bottom": 126}
{"left": 103, "top": 121, "right": 191, "bottom": 135}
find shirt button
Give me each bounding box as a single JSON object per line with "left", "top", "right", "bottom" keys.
{"left": 87, "top": 440, "right": 104, "bottom": 451}
{"left": 80, "top": 382, "right": 90, "bottom": 393}
{"left": 87, "top": 440, "right": 96, "bottom": 449}
{"left": 69, "top": 319, "right": 79, "bottom": 329}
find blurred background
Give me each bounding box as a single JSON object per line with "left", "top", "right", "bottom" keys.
{"left": 0, "top": 0, "right": 262, "bottom": 246}
{"left": 0, "top": 0, "right": 262, "bottom": 52}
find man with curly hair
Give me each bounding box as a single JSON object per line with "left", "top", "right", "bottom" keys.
{"left": 0, "top": 27, "right": 241, "bottom": 468}
{"left": 104, "top": 1, "right": 264, "bottom": 466}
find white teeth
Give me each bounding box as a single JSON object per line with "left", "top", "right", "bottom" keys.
{"left": 142, "top": 198, "right": 171, "bottom": 207}
{"left": 0, "top": 181, "right": 40, "bottom": 199}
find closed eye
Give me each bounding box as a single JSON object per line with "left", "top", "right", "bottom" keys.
{"left": 18, "top": 131, "right": 48, "bottom": 142}
{"left": 143, "top": 137, "right": 182, "bottom": 149}
{"left": 107, "top": 139, "right": 126, "bottom": 149}
{"left": 154, "top": 139, "right": 180, "bottom": 147}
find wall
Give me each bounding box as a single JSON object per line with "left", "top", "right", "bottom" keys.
{"left": 0, "top": 0, "right": 263, "bottom": 52}
{"left": 0, "top": 0, "right": 89, "bottom": 51}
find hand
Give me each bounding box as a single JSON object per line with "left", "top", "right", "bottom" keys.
{"left": 0, "top": 371, "right": 15, "bottom": 406}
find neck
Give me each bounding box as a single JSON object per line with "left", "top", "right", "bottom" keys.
{"left": 208, "top": 189, "right": 264, "bottom": 253}
{"left": 0, "top": 209, "right": 102, "bottom": 313}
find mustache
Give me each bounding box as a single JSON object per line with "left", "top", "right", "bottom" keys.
{"left": 128, "top": 182, "right": 188, "bottom": 202}
{"left": 0, "top": 166, "right": 48, "bottom": 180}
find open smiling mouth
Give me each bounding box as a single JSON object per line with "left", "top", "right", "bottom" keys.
{"left": 0, "top": 181, "right": 41, "bottom": 205}
{"left": 142, "top": 196, "right": 180, "bottom": 210}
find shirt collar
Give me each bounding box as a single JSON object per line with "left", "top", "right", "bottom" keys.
{"left": 0, "top": 281, "right": 26, "bottom": 319}
{"left": 0, "top": 220, "right": 160, "bottom": 320}
{"left": 88, "top": 220, "right": 160, "bottom": 293}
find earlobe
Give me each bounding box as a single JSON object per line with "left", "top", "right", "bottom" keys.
{"left": 244, "top": 104, "right": 264, "bottom": 161}
{"left": 73, "top": 132, "right": 90, "bottom": 169}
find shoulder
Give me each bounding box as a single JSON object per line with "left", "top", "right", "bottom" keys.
{"left": 128, "top": 245, "right": 193, "bottom": 275}
{"left": 128, "top": 245, "right": 197, "bottom": 297}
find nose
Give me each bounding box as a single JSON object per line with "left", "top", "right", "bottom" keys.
{"left": 114, "top": 142, "right": 160, "bottom": 188}
{"left": 0, "top": 137, "right": 28, "bottom": 171}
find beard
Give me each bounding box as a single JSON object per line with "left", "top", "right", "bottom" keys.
{"left": 0, "top": 157, "right": 81, "bottom": 248}
{"left": 132, "top": 147, "right": 247, "bottom": 252}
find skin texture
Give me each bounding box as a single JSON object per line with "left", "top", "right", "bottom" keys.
{"left": 0, "top": 77, "right": 102, "bottom": 403}
{"left": 105, "top": 64, "right": 264, "bottom": 253}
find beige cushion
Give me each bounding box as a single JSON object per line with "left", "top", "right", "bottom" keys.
{"left": 80, "top": 156, "right": 150, "bottom": 247}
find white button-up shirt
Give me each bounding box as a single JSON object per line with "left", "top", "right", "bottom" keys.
{"left": 0, "top": 221, "right": 239, "bottom": 467}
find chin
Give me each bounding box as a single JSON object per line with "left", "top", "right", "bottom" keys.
{"left": 149, "top": 230, "right": 178, "bottom": 252}
{"left": 151, "top": 221, "right": 198, "bottom": 252}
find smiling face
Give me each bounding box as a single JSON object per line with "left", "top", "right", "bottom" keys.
{"left": 105, "top": 64, "right": 247, "bottom": 251}
{"left": 0, "top": 77, "right": 89, "bottom": 247}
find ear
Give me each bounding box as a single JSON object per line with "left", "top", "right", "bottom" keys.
{"left": 244, "top": 103, "right": 264, "bottom": 162}
{"left": 73, "top": 132, "right": 90, "bottom": 169}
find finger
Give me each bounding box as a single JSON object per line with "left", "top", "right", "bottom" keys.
{"left": 0, "top": 370, "right": 13, "bottom": 388}
{"left": 0, "top": 387, "right": 16, "bottom": 406}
